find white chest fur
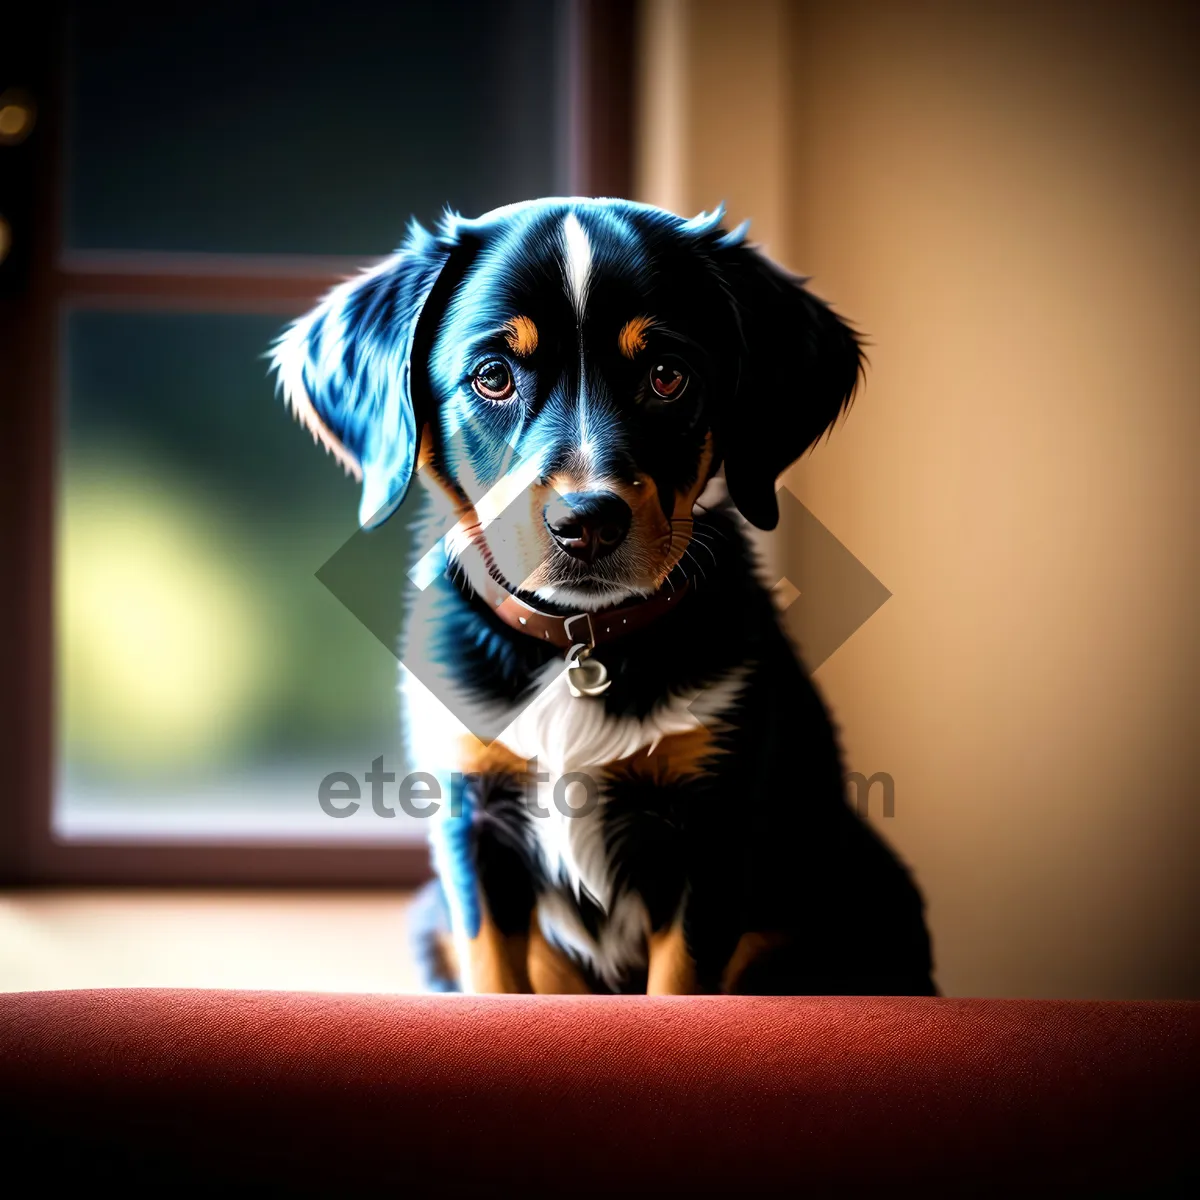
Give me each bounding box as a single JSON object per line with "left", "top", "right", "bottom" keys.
{"left": 496, "top": 665, "right": 744, "bottom": 904}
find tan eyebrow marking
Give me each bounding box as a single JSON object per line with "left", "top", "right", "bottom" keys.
{"left": 618, "top": 314, "right": 656, "bottom": 358}
{"left": 503, "top": 315, "right": 539, "bottom": 357}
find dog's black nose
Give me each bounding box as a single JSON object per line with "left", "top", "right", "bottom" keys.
{"left": 544, "top": 491, "right": 632, "bottom": 562}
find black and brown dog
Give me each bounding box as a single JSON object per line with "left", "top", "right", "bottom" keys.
{"left": 273, "top": 198, "right": 935, "bottom": 996}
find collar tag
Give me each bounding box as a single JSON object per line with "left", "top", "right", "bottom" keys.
{"left": 565, "top": 641, "right": 612, "bottom": 698}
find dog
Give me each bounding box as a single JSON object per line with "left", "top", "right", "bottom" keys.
{"left": 272, "top": 198, "right": 935, "bottom": 996}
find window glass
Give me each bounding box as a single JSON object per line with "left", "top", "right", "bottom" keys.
{"left": 56, "top": 311, "right": 422, "bottom": 841}
{"left": 65, "top": 0, "right": 561, "bottom": 255}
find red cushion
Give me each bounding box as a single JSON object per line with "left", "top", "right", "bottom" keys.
{"left": 1, "top": 990, "right": 1196, "bottom": 1193}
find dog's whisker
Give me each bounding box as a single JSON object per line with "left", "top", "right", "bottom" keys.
{"left": 684, "top": 531, "right": 720, "bottom": 568}
{"left": 681, "top": 547, "right": 708, "bottom": 583}
{"left": 690, "top": 522, "right": 731, "bottom": 544}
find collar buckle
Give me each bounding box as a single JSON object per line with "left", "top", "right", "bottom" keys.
{"left": 562, "top": 611, "right": 596, "bottom": 651}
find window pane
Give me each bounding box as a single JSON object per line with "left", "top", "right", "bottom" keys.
{"left": 66, "top": 0, "right": 562, "bottom": 255}
{"left": 56, "top": 311, "right": 422, "bottom": 842}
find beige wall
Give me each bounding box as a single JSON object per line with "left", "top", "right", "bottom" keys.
{"left": 636, "top": 0, "right": 1200, "bottom": 998}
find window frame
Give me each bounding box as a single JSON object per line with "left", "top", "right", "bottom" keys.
{"left": 0, "top": 1, "right": 635, "bottom": 885}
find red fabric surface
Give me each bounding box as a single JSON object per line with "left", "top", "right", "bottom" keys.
{"left": 0, "top": 990, "right": 1196, "bottom": 1194}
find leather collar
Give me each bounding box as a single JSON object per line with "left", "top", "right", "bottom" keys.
{"left": 476, "top": 568, "right": 691, "bottom": 651}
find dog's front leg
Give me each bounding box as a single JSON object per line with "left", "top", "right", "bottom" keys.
{"left": 466, "top": 899, "right": 532, "bottom": 994}
{"left": 528, "top": 908, "right": 591, "bottom": 994}
{"left": 428, "top": 774, "right": 534, "bottom": 994}
{"left": 646, "top": 917, "right": 697, "bottom": 995}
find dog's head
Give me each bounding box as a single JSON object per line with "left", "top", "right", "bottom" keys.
{"left": 272, "top": 199, "right": 862, "bottom": 611}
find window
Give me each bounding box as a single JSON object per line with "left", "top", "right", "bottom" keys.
{"left": 0, "top": 1, "right": 634, "bottom": 883}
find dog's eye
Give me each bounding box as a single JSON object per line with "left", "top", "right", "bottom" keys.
{"left": 649, "top": 358, "right": 689, "bottom": 402}
{"left": 471, "top": 359, "right": 516, "bottom": 402}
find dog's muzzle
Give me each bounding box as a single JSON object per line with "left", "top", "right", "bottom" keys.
{"left": 543, "top": 491, "right": 632, "bottom": 563}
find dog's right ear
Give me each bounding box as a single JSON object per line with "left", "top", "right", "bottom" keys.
{"left": 270, "top": 221, "right": 469, "bottom": 528}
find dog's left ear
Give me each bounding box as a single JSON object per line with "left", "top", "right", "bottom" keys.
{"left": 711, "top": 242, "right": 864, "bottom": 530}
{"left": 271, "top": 223, "right": 470, "bottom": 528}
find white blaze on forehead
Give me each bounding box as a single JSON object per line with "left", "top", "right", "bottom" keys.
{"left": 561, "top": 211, "right": 592, "bottom": 317}
{"left": 560, "top": 211, "right": 594, "bottom": 453}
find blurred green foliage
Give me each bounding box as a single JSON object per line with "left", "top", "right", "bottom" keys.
{"left": 60, "top": 312, "right": 406, "bottom": 789}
